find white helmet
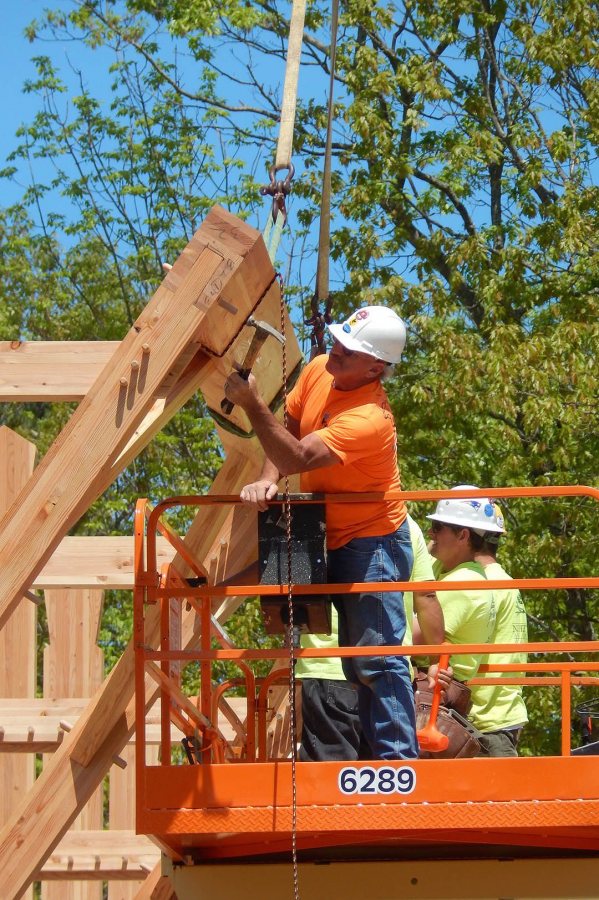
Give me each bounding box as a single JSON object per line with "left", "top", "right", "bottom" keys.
{"left": 427, "top": 485, "right": 505, "bottom": 536}
{"left": 327, "top": 306, "right": 407, "bottom": 363}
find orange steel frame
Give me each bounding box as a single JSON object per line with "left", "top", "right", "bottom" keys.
{"left": 134, "top": 486, "right": 599, "bottom": 863}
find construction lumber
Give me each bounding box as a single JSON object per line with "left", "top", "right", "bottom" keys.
{"left": 0, "top": 206, "right": 299, "bottom": 899}
{"left": 43, "top": 589, "right": 105, "bottom": 900}
{"left": 133, "top": 863, "right": 176, "bottom": 900}
{"left": 0, "top": 699, "right": 185, "bottom": 751}
{"left": 0, "top": 446, "right": 273, "bottom": 896}
{"left": 38, "top": 830, "right": 159, "bottom": 880}
{"left": 0, "top": 205, "right": 277, "bottom": 634}
{"left": 0, "top": 427, "right": 36, "bottom": 900}
{"left": 0, "top": 342, "right": 117, "bottom": 401}
{"left": 34, "top": 536, "right": 176, "bottom": 589}
{"left": 108, "top": 742, "right": 161, "bottom": 899}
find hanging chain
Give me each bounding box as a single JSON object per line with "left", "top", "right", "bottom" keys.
{"left": 305, "top": 294, "right": 334, "bottom": 359}
{"left": 277, "top": 274, "right": 300, "bottom": 900}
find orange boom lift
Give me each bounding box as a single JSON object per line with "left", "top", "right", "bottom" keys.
{"left": 134, "top": 486, "right": 599, "bottom": 900}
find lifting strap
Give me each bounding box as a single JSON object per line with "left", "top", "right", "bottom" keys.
{"left": 305, "top": 0, "right": 339, "bottom": 358}
{"left": 262, "top": 0, "right": 307, "bottom": 263}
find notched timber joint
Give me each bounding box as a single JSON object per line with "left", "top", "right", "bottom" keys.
{"left": 195, "top": 271, "right": 279, "bottom": 361}
{"left": 59, "top": 720, "right": 127, "bottom": 770}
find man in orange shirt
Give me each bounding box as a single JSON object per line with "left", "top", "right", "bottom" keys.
{"left": 224, "top": 306, "right": 417, "bottom": 759}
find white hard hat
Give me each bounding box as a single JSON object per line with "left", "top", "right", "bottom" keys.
{"left": 427, "top": 485, "right": 505, "bottom": 536}
{"left": 327, "top": 306, "right": 407, "bottom": 364}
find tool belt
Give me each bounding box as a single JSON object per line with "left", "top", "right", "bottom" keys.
{"left": 415, "top": 702, "right": 482, "bottom": 759}
{"left": 415, "top": 677, "right": 481, "bottom": 759}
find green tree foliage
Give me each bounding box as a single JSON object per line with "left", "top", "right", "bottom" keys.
{"left": 2, "top": 0, "right": 598, "bottom": 751}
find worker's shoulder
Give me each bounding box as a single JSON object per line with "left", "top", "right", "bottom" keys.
{"left": 484, "top": 560, "right": 513, "bottom": 581}
{"left": 442, "top": 561, "right": 487, "bottom": 583}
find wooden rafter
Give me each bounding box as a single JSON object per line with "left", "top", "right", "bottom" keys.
{"left": 0, "top": 205, "right": 277, "bottom": 634}
{"left": 0, "top": 206, "right": 302, "bottom": 899}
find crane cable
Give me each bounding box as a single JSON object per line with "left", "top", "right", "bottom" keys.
{"left": 259, "top": 4, "right": 308, "bottom": 895}
{"left": 306, "top": 0, "right": 339, "bottom": 359}
{"left": 261, "top": 0, "right": 307, "bottom": 263}
{"left": 259, "top": 5, "right": 340, "bottom": 895}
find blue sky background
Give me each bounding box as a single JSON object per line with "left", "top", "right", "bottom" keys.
{"left": 1, "top": 3, "right": 58, "bottom": 206}
{"left": 1, "top": 2, "right": 118, "bottom": 209}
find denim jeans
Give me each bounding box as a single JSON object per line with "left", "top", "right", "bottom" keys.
{"left": 329, "top": 519, "right": 417, "bottom": 760}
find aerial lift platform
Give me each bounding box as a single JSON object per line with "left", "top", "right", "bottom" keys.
{"left": 5, "top": 204, "right": 594, "bottom": 898}
{"left": 134, "top": 488, "right": 599, "bottom": 900}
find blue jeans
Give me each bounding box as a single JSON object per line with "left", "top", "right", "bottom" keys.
{"left": 329, "top": 520, "right": 417, "bottom": 760}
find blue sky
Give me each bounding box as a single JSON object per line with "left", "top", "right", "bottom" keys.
{"left": 1, "top": 3, "right": 52, "bottom": 205}
{"left": 1, "top": 2, "right": 116, "bottom": 209}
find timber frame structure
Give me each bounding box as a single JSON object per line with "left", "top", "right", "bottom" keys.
{"left": 0, "top": 206, "right": 302, "bottom": 899}
{"left": 0, "top": 205, "right": 598, "bottom": 900}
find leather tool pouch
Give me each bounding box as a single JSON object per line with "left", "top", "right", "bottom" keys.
{"left": 415, "top": 692, "right": 482, "bottom": 759}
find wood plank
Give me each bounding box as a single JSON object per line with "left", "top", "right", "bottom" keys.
{"left": 0, "top": 343, "right": 117, "bottom": 401}
{"left": 0, "top": 205, "right": 274, "bottom": 634}
{"left": 0, "top": 428, "right": 36, "bottom": 900}
{"left": 0, "top": 283, "right": 301, "bottom": 439}
{"left": 34, "top": 536, "right": 176, "bottom": 589}
{"left": 0, "top": 699, "right": 186, "bottom": 750}
{"left": 108, "top": 743, "right": 161, "bottom": 899}
{"left": 43, "top": 589, "right": 105, "bottom": 900}
{"left": 133, "top": 863, "right": 176, "bottom": 900}
{"left": 38, "top": 830, "right": 159, "bottom": 879}
{"left": 0, "top": 206, "right": 280, "bottom": 899}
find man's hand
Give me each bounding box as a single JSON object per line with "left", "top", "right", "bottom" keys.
{"left": 223, "top": 371, "right": 261, "bottom": 411}
{"left": 240, "top": 479, "right": 279, "bottom": 511}
{"left": 426, "top": 661, "right": 454, "bottom": 697}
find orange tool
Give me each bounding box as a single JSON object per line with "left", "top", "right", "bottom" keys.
{"left": 417, "top": 653, "right": 450, "bottom": 752}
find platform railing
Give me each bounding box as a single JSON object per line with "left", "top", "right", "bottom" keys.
{"left": 133, "top": 487, "right": 599, "bottom": 770}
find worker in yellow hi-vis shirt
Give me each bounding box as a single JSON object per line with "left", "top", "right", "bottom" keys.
{"left": 422, "top": 487, "right": 497, "bottom": 714}
{"left": 470, "top": 502, "right": 529, "bottom": 756}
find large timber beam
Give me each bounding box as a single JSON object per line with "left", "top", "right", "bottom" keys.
{"left": 0, "top": 342, "right": 117, "bottom": 401}
{"left": 0, "top": 205, "right": 277, "bottom": 633}
{"left": 33, "top": 536, "right": 176, "bottom": 589}
{"left": 0, "top": 206, "right": 302, "bottom": 899}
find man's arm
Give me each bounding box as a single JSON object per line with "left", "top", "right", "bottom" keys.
{"left": 224, "top": 372, "right": 339, "bottom": 475}
{"left": 412, "top": 589, "right": 445, "bottom": 646}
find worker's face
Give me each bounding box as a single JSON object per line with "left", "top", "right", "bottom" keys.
{"left": 428, "top": 521, "right": 470, "bottom": 571}
{"left": 326, "top": 339, "right": 386, "bottom": 390}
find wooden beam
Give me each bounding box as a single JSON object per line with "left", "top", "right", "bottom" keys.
{"left": 0, "top": 216, "right": 300, "bottom": 897}
{"left": 0, "top": 207, "right": 288, "bottom": 899}
{"left": 0, "top": 343, "right": 117, "bottom": 401}
{"left": 38, "top": 830, "right": 159, "bottom": 879}
{"left": 33, "top": 536, "right": 176, "bottom": 589}
{"left": 0, "top": 280, "right": 300, "bottom": 438}
{"left": 43, "top": 588, "right": 105, "bottom": 900}
{"left": 133, "top": 863, "right": 176, "bottom": 900}
{"left": 0, "top": 698, "right": 224, "bottom": 750}
{"left": 0, "top": 427, "right": 37, "bottom": 900}
{"left": 0, "top": 205, "right": 275, "bottom": 634}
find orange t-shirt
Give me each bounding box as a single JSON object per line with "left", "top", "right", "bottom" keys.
{"left": 285, "top": 355, "right": 406, "bottom": 549}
